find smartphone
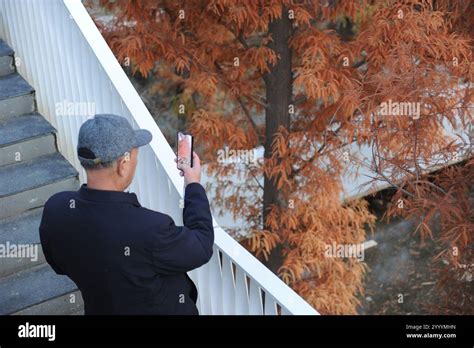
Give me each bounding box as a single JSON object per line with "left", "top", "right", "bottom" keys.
{"left": 177, "top": 131, "right": 193, "bottom": 169}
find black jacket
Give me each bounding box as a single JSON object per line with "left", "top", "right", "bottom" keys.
{"left": 39, "top": 182, "right": 214, "bottom": 315}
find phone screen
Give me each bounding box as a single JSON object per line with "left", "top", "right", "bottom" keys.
{"left": 177, "top": 131, "right": 193, "bottom": 169}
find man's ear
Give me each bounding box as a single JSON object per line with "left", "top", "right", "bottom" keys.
{"left": 117, "top": 152, "right": 130, "bottom": 177}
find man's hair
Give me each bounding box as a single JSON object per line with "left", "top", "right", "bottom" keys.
{"left": 80, "top": 151, "right": 131, "bottom": 171}
{"left": 81, "top": 160, "right": 116, "bottom": 171}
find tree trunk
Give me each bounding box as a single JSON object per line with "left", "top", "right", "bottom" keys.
{"left": 262, "top": 9, "right": 292, "bottom": 274}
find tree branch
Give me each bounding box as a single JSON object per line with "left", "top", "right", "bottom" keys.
{"left": 236, "top": 95, "right": 265, "bottom": 144}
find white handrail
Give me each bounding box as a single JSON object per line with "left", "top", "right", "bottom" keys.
{"left": 0, "top": 0, "right": 318, "bottom": 315}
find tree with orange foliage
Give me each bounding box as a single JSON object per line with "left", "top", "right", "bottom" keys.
{"left": 91, "top": 0, "right": 473, "bottom": 314}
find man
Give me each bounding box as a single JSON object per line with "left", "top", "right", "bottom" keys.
{"left": 39, "top": 114, "right": 214, "bottom": 315}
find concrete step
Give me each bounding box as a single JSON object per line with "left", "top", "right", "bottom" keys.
{"left": 0, "top": 39, "right": 15, "bottom": 77}
{"left": 0, "top": 39, "right": 82, "bottom": 316}
{"left": 0, "top": 113, "right": 57, "bottom": 167}
{"left": 0, "top": 208, "right": 45, "bottom": 277}
{"left": 13, "top": 290, "right": 84, "bottom": 315}
{"left": 0, "top": 152, "right": 79, "bottom": 219}
{"left": 0, "top": 262, "right": 78, "bottom": 315}
{"left": 0, "top": 73, "right": 35, "bottom": 119}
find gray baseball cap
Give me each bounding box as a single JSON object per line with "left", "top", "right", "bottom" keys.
{"left": 77, "top": 113, "right": 152, "bottom": 166}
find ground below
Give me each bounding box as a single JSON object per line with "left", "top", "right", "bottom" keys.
{"left": 359, "top": 188, "right": 473, "bottom": 315}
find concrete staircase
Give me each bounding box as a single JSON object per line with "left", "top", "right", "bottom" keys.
{"left": 0, "top": 39, "right": 84, "bottom": 315}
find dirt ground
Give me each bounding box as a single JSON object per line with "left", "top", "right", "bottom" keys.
{"left": 358, "top": 216, "right": 444, "bottom": 314}
{"left": 359, "top": 191, "right": 473, "bottom": 315}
